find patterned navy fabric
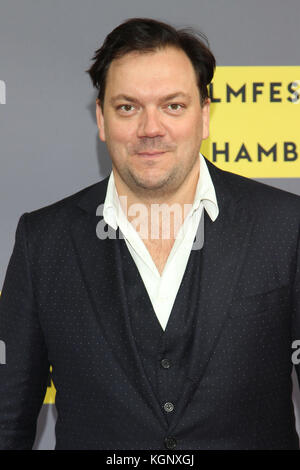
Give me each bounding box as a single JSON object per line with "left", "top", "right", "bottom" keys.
{"left": 0, "top": 157, "right": 300, "bottom": 449}
{"left": 120, "top": 229, "right": 203, "bottom": 429}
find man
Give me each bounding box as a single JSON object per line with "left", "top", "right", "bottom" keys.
{"left": 0, "top": 17, "right": 300, "bottom": 450}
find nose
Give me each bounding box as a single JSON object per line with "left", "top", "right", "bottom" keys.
{"left": 137, "top": 107, "right": 166, "bottom": 138}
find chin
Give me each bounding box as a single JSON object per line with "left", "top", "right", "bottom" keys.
{"left": 135, "top": 179, "right": 162, "bottom": 190}
{"left": 135, "top": 176, "right": 173, "bottom": 192}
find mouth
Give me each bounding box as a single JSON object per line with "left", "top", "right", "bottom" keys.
{"left": 137, "top": 151, "right": 166, "bottom": 157}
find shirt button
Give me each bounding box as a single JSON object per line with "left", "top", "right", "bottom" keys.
{"left": 161, "top": 358, "right": 171, "bottom": 369}
{"left": 164, "top": 402, "right": 174, "bottom": 412}
{"left": 164, "top": 437, "right": 177, "bottom": 449}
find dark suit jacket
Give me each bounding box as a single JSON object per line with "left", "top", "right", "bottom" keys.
{"left": 0, "top": 157, "right": 300, "bottom": 450}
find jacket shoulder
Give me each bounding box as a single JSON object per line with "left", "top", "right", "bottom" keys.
{"left": 209, "top": 161, "right": 300, "bottom": 216}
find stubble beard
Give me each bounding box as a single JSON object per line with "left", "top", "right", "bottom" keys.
{"left": 115, "top": 151, "right": 199, "bottom": 200}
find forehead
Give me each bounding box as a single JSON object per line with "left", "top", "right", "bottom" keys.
{"left": 105, "top": 46, "right": 199, "bottom": 101}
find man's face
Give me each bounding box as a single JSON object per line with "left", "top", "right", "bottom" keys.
{"left": 96, "top": 46, "right": 210, "bottom": 197}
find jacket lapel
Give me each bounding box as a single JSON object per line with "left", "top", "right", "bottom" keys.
{"left": 69, "top": 178, "right": 168, "bottom": 430}
{"left": 168, "top": 160, "right": 256, "bottom": 432}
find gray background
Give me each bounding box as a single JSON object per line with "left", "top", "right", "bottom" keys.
{"left": 0, "top": 0, "right": 299, "bottom": 450}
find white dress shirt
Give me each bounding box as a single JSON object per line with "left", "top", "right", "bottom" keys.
{"left": 103, "top": 152, "right": 219, "bottom": 330}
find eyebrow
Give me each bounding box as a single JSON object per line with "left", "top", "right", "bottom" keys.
{"left": 109, "top": 92, "right": 191, "bottom": 105}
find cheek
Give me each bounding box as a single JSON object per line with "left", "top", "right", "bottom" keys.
{"left": 169, "top": 116, "right": 203, "bottom": 143}
{"left": 105, "top": 118, "right": 136, "bottom": 146}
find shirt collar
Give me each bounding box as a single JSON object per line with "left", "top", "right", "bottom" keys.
{"left": 103, "top": 152, "right": 219, "bottom": 230}
{"left": 193, "top": 153, "right": 219, "bottom": 221}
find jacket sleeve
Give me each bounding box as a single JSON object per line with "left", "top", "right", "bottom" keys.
{"left": 292, "top": 222, "right": 300, "bottom": 389}
{"left": 0, "top": 213, "right": 50, "bottom": 449}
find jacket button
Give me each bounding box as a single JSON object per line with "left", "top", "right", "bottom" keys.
{"left": 164, "top": 437, "right": 177, "bottom": 449}
{"left": 164, "top": 402, "right": 174, "bottom": 412}
{"left": 161, "top": 358, "right": 171, "bottom": 369}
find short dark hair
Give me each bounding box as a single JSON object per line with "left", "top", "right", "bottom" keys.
{"left": 86, "top": 17, "right": 216, "bottom": 108}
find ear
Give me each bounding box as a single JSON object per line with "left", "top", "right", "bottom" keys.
{"left": 96, "top": 99, "right": 106, "bottom": 141}
{"left": 201, "top": 98, "right": 210, "bottom": 140}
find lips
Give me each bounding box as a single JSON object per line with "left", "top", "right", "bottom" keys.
{"left": 137, "top": 151, "right": 166, "bottom": 156}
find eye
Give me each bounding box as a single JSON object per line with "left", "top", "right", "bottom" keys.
{"left": 117, "top": 104, "right": 135, "bottom": 113}
{"left": 167, "top": 103, "right": 184, "bottom": 112}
